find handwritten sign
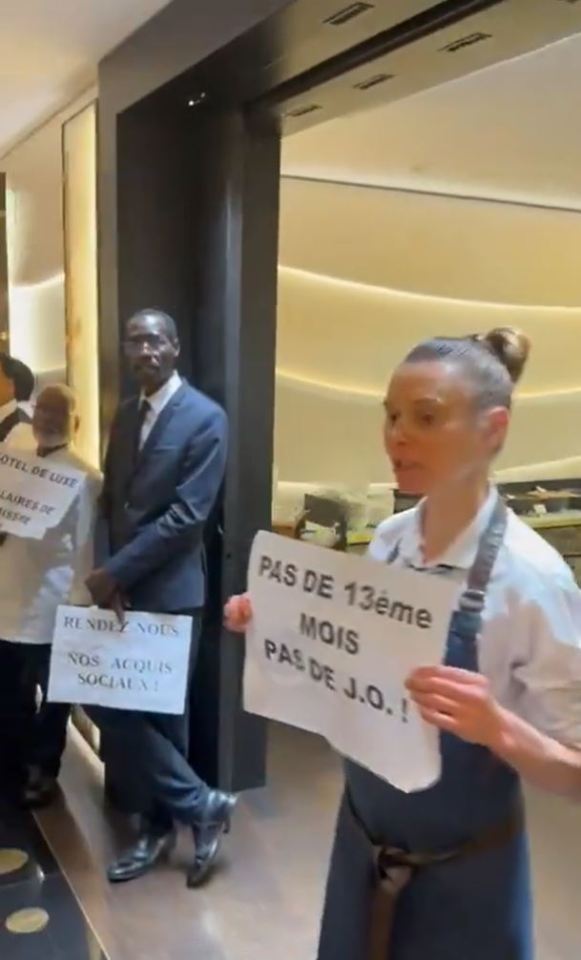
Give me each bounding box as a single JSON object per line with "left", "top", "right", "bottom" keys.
{"left": 0, "top": 445, "right": 85, "bottom": 539}
{"left": 48, "top": 607, "right": 193, "bottom": 715}
{"left": 244, "top": 532, "right": 460, "bottom": 793}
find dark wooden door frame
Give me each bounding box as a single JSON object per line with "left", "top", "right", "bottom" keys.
{"left": 97, "top": 0, "right": 506, "bottom": 792}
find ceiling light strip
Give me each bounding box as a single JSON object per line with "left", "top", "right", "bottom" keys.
{"left": 276, "top": 368, "right": 581, "bottom": 404}
{"left": 280, "top": 174, "right": 581, "bottom": 218}
{"left": 278, "top": 265, "right": 581, "bottom": 313}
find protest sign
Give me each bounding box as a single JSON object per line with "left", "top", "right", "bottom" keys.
{"left": 0, "top": 445, "right": 85, "bottom": 539}
{"left": 48, "top": 607, "right": 193, "bottom": 715}
{"left": 244, "top": 532, "right": 460, "bottom": 793}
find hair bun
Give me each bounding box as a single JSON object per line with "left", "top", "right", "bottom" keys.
{"left": 479, "top": 327, "right": 530, "bottom": 384}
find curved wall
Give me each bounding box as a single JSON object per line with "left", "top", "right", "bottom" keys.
{"left": 275, "top": 178, "right": 581, "bottom": 487}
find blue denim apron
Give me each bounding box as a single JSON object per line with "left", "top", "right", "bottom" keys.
{"left": 317, "top": 497, "right": 533, "bottom": 959}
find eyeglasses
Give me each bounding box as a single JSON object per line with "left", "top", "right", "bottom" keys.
{"left": 123, "top": 334, "right": 169, "bottom": 355}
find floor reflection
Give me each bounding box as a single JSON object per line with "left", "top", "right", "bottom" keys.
{"left": 0, "top": 791, "right": 108, "bottom": 960}
{"left": 24, "top": 724, "right": 581, "bottom": 960}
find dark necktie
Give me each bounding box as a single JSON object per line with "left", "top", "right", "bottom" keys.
{"left": 133, "top": 398, "right": 150, "bottom": 466}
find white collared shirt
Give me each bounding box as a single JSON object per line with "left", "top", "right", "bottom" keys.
{"left": 0, "top": 446, "right": 102, "bottom": 645}
{"left": 369, "top": 487, "right": 581, "bottom": 748}
{"left": 139, "top": 371, "right": 182, "bottom": 448}
{"left": 0, "top": 399, "right": 35, "bottom": 451}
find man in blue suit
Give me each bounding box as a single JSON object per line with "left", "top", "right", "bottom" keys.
{"left": 86, "top": 308, "right": 236, "bottom": 888}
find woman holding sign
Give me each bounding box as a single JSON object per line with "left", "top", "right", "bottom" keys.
{"left": 226, "top": 326, "right": 581, "bottom": 959}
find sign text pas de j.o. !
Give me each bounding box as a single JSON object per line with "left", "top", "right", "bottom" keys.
{"left": 0, "top": 445, "right": 85, "bottom": 539}
{"left": 244, "top": 532, "right": 460, "bottom": 793}
{"left": 48, "top": 607, "right": 193, "bottom": 715}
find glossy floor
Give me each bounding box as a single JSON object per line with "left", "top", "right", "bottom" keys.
{"left": 2, "top": 724, "right": 580, "bottom": 959}
{"left": 0, "top": 789, "right": 107, "bottom": 959}
{"left": 37, "top": 723, "right": 339, "bottom": 960}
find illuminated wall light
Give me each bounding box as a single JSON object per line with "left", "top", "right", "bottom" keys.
{"left": 276, "top": 368, "right": 581, "bottom": 404}
{"left": 275, "top": 228, "right": 581, "bottom": 486}
{"left": 8, "top": 272, "right": 66, "bottom": 373}
{"left": 8, "top": 272, "right": 64, "bottom": 292}
{"left": 276, "top": 368, "right": 379, "bottom": 400}
{"left": 277, "top": 264, "right": 581, "bottom": 397}
{"left": 63, "top": 102, "right": 100, "bottom": 468}
{"left": 496, "top": 455, "right": 581, "bottom": 481}
{"left": 278, "top": 264, "right": 581, "bottom": 314}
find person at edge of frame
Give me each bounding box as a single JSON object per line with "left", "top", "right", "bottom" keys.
{"left": 0, "top": 385, "right": 100, "bottom": 807}
{"left": 225, "top": 326, "right": 581, "bottom": 960}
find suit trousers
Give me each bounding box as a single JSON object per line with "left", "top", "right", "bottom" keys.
{"left": 0, "top": 639, "right": 71, "bottom": 786}
{"left": 88, "top": 612, "right": 210, "bottom": 833}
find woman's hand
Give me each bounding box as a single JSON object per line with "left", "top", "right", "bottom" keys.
{"left": 406, "top": 665, "right": 504, "bottom": 749}
{"left": 224, "top": 593, "right": 253, "bottom": 633}
{"left": 407, "top": 669, "right": 581, "bottom": 799}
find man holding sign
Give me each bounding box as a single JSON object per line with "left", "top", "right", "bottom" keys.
{"left": 86, "top": 309, "right": 236, "bottom": 889}
{"left": 0, "top": 385, "right": 100, "bottom": 806}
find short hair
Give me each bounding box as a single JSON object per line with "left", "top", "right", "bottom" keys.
{"left": 38, "top": 383, "right": 77, "bottom": 416}
{"left": 126, "top": 309, "right": 178, "bottom": 342}
{"left": 403, "top": 327, "right": 530, "bottom": 411}
{"left": 0, "top": 354, "right": 35, "bottom": 401}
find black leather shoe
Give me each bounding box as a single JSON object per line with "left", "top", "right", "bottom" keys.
{"left": 187, "top": 791, "right": 237, "bottom": 888}
{"left": 107, "top": 831, "right": 176, "bottom": 884}
{"left": 22, "top": 772, "right": 59, "bottom": 810}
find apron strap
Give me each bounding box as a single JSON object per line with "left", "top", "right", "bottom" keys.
{"left": 387, "top": 494, "right": 507, "bottom": 615}
{"left": 368, "top": 864, "right": 412, "bottom": 960}
{"left": 459, "top": 494, "right": 507, "bottom": 614}
{"left": 346, "top": 791, "right": 524, "bottom": 960}
{"left": 386, "top": 541, "right": 400, "bottom": 564}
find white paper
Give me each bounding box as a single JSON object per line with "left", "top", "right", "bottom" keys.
{"left": 245, "top": 532, "right": 460, "bottom": 793}
{"left": 48, "top": 607, "right": 193, "bottom": 715}
{"left": 0, "top": 445, "right": 85, "bottom": 539}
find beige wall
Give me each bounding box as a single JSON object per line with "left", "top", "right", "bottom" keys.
{"left": 275, "top": 179, "right": 581, "bottom": 488}
{"left": 2, "top": 89, "right": 96, "bottom": 382}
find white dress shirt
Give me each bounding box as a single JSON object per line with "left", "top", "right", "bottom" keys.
{"left": 139, "top": 371, "right": 182, "bottom": 448}
{"left": 369, "top": 487, "right": 581, "bottom": 749}
{"left": 0, "top": 446, "right": 102, "bottom": 645}
{"left": 0, "top": 399, "right": 35, "bottom": 451}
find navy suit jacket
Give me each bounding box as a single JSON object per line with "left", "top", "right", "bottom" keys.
{"left": 99, "top": 380, "right": 227, "bottom": 613}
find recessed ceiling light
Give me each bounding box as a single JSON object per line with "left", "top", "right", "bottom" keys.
{"left": 439, "top": 32, "right": 492, "bottom": 54}
{"left": 324, "top": 3, "right": 374, "bottom": 26}
{"left": 353, "top": 73, "right": 395, "bottom": 91}
{"left": 285, "top": 104, "right": 322, "bottom": 118}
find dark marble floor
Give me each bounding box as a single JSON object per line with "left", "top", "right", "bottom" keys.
{"left": 0, "top": 789, "right": 107, "bottom": 959}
